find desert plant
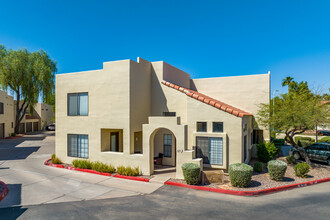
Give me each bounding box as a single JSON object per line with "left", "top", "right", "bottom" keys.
{"left": 181, "top": 163, "right": 201, "bottom": 185}
{"left": 72, "top": 159, "right": 92, "bottom": 169}
{"left": 267, "top": 160, "right": 287, "bottom": 181}
{"left": 116, "top": 166, "right": 140, "bottom": 176}
{"left": 286, "top": 155, "right": 296, "bottom": 164}
{"left": 257, "top": 142, "right": 278, "bottom": 163}
{"left": 294, "top": 163, "right": 310, "bottom": 178}
{"left": 51, "top": 154, "right": 62, "bottom": 164}
{"left": 253, "top": 162, "right": 263, "bottom": 173}
{"left": 229, "top": 163, "right": 253, "bottom": 188}
{"left": 91, "top": 162, "right": 115, "bottom": 173}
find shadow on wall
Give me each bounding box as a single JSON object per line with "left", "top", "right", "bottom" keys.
{"left": 151, "top": 65, "right": 169, "bottom": 115}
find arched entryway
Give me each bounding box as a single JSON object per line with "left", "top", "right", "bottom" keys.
{"left": 151, "top": 128, "right": 176, "bottom": 174}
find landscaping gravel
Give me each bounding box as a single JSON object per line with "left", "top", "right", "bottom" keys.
{"left": 169, "top": 157, "right": 330, "bottom": 191}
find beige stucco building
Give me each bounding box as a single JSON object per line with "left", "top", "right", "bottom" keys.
{"left": 55, "top": 58, "right": 270, "bottom": 178}
{"left": 0, "top": 90, "right": 54, "bottom": 139}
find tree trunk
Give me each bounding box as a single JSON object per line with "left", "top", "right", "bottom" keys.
{"left": 315, "top": 125, "right": 318, "bottom": 143}
{"left": 14, "top": 92, "right": 21, "bottom": 134}
{"left": 285, "top": 133, "right": 312, "bottom": 166}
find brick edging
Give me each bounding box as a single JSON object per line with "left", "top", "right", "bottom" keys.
{"left": 44, "top": 159, "right": 150, "bottom": 182}
{"left": 0, "top": 180, "right": 9, "bottom": 202}
{"left": 164, "top": 177, "right": 330, "bottom": 196}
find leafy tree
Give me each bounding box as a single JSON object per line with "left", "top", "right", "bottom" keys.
{"left": 282, "top": 76, "right": 294, "bottom": 93}
{"left": 258, "top": 77, "right": 329, "bottom": 165}
{"left": 0, "top": 45, "right": 56, "bottom": 134}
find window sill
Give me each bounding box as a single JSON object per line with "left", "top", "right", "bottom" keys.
{"left": 101, "top": 151, "right": 124, "bottom": 154}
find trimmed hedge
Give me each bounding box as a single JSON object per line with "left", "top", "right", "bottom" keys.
{"left": 286, "top": 155, "right": 296, "bottom": 164}
{"left": 182, "top": 163, "right": 200, "bottom": 185}
{"left": 319, "top": 136, "right": 330, "bottom": 142}
{"left": 51, "top": 154, "right": 62, "bottom": 164}
{"left": 294, "top": 136, "right": 315, "bottom": 143}
{"left": 267, "top": 160, "right": 287, "bottom": 181}
{"left": 116, "top": 166, "right": 140, "bottom": 176}
{"left": 253, "top": 162, "right": 263, "bottom": 173}
{"left": 294, "top": 163, "right": 310, "bottom": 178}
{"left": 229, "top": 163, "right": 253, "bottom": 188}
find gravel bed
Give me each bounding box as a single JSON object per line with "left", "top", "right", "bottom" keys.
{"left": 169, "top": 157, "right": 330, "bottom": 191}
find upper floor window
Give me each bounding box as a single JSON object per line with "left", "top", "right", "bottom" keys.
{"left": 163, "top": 112, "right": 176, "bottom": 117}
{"left": 68, "top": 93, "right": 88, "bottom": 116}
{"left": 0, "top": 102, "right": 3, "bottom": 114}
{"left": 213, "top": 122, "right": 223, "bottom": 132}
{"left": 197, "top": 122, "right": 207, "bottom": 132}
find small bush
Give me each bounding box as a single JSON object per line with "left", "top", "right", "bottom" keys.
{"left": 286, "top": 155, "right": 296, "bottom": 164}
{"left": 229, "top": 163, "right": 253, "bottom": 188}
{"left": 273, "top": 139, "right": 285, "bottom": 146}
{"left": 257, "top": 142, "right": 278, "bottom": 163}
{"left": 51, "top": 154, "right": 62, "bottom": 164}
{"left": 267, "top": 160, "right": 287, "bottom": 181}
{"left": 298, "top": 140, "right": 313, "bottom": 148}
{"left": 294, "top": 163, "right": 310, "bottom": 178}
{"left": 319, "top": 136, "right": 330, "bottom": 142}
{"left": 72, "top": 159, "right": 93, "bottom": 169}
{"left": 11, "top": 133, "right": 16, "bottom": 137}
{"left": 253, "top": 162, "right": 263, "bottom": 173}
{"left": 91, "top": 162, "right": 115, "bottom": 173}
{"left": 182, "top": 163, "right": 201, "bottom": 185}
{"left": 116, "top": 166, "right": 140, "bottom": 176}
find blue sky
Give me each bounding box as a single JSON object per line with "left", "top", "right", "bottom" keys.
{"left": 1, "top": 0, "right": 329, "bottom": 96}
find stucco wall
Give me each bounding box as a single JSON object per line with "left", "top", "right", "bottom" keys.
{"left": 0, "top": 90, "right": 15, "bottom": 137}
{"left": 34, "top": 103, "right": 54, "bottom": 130}
{"left": 191, "top": 73, "right": 270, "bottom": 140}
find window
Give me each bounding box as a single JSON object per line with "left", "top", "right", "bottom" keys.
{"left": 253, "top": 130, "right": 263, "bottom": 144}
{"left": 213, "top": 122, "right": 223, "bottom": 132}
{"left": 162, "top": 112, "right": 176, "bottom": 117}
{"left": 0, "top": 102, "right": 3, "bottom": 114}
{"left": 68, "top": 93, "right": 88, "bottom": 116}
{"left": 196, "top": 136, "right": 223, "bottom": 165}
{"left": 110, "top": 132, "right": 120, "bottom": 152}
{"left": 11, "top": 122, "right": 13, "bottom": 128}
{"left": 197, "top": 122, "right": 207, "bottom": 132}
{"left": 68, "top": 134, "right": 88, "bottom": 158}
{"left": 164, "top": 134, "right": 172, "bottom": 157}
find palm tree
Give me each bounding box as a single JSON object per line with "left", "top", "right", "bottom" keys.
{"left": 282, "top": 76, "right": 294, "bottom": 93}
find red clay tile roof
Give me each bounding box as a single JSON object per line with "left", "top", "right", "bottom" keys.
{"left": 25, "top": 115, "right": 39, "bottom": 120}
{"left": 162, "top": 81, "right": 252, "bottom": 118}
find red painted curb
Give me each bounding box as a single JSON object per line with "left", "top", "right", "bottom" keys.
{"left": 44, "top": 159, "right": 65, "bottom": 168}
{"left": 165, "top": 177, "right": 330, "bottom": 196}
{"left": 5, "top": 135, "right": 24, "bottom": 139}
{"left": 0, "top": 180, "right": 9, "bottom": 202}
{"left": 113, "top": 174, "right": 150, "bottom": 182}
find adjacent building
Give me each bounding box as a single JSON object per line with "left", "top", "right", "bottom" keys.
{"left": 0, "top": 90, "right": 54, "bottom": 139}
{"left": 55, "top": 58, "right": 270, "bottom": 178}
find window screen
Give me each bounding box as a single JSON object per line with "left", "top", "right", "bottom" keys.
{"left": 197, "top": 122, "right": 207, "bottom": 132}
{"left": 68, "top": 93, "right": 88, "bottom": 116}
{"left": 196, "top": 136, "right": 223, "bottom": 165}
{"left": 164, "top": 134, "right": 172, "bottom": 157}
{"left": 213, "top": 122, "right": 223, "bottom": 132}
{"left": 68, "top": 134, "right": 88, "bottom": 158}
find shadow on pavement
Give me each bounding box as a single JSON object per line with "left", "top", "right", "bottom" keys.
{"left": 0, "top": 206, "right": 27, "bottom": 220}
{"left": 0, "top": 184, "right": 22, "bottom": 208}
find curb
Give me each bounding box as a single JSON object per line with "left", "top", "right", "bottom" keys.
{"left": 0, "top": 180, "right": 9, "bottom": 202}
{"left": 5, "top": 135, "right": 24, "bottom": 140}
{"left": 44, "top": 159, "right": 150, "bottom": 182}
{"left": 113, "top": 174, "right": 150, "bottom": 182}
{"left": 165, "top": 177, "right": 330, "bottom": 196}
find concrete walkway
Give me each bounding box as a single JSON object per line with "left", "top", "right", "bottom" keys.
{"left": 0, "top": 132, "right": 162, "bottom": 208}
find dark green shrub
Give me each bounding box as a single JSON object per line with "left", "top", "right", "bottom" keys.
{"left": 116, "top": 166, "right": 140, "bottom": 176}
{"left": 286, "top": 155, "right": 296, "bottom": 164}
{"left": 51, "top": 154, "right": 62, "bottom": 164}
{"left": 72, "top": 159, "right": 92, "bottom": 169}
{"left": 273, "top": 139, "right": 285, "bottom": 146}
{"left": 11, "top": 133, "right": 16, "bottom": 137}
{"left": 319, "top": 136, "right": 330, "bottom": 142}
{"left": 298, "top": 140, "right": 313, "bottom": 148}
{"left": 91, "top": 162, "right": 115, "bottom": 173}
{"left": 294, "top": 163, "right": 310, "bottom": 178}
{"left": 271, "top": 131, "right": 276, "bottom": 139}
{"left": 257, "top": 142, "right": 278, "bottom": 163}
{"left": 253, "top": 162, "right": 263, "bottom": 173}
{"left": 267, "top": 160, "right": 287, "bottom": 181}
{"left": 181, "top": 163, "right": 201, "bottom": 185}
{"left": 229, "top": 163, "right": 253, "bottom": 188}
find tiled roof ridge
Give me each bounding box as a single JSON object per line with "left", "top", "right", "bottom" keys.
{"left": 161, "top": 80, "right": 252, "bottom": 118}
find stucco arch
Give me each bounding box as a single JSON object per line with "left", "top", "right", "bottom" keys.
{"left": 143, "top": 117, "right": 202, "bottom": 178}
